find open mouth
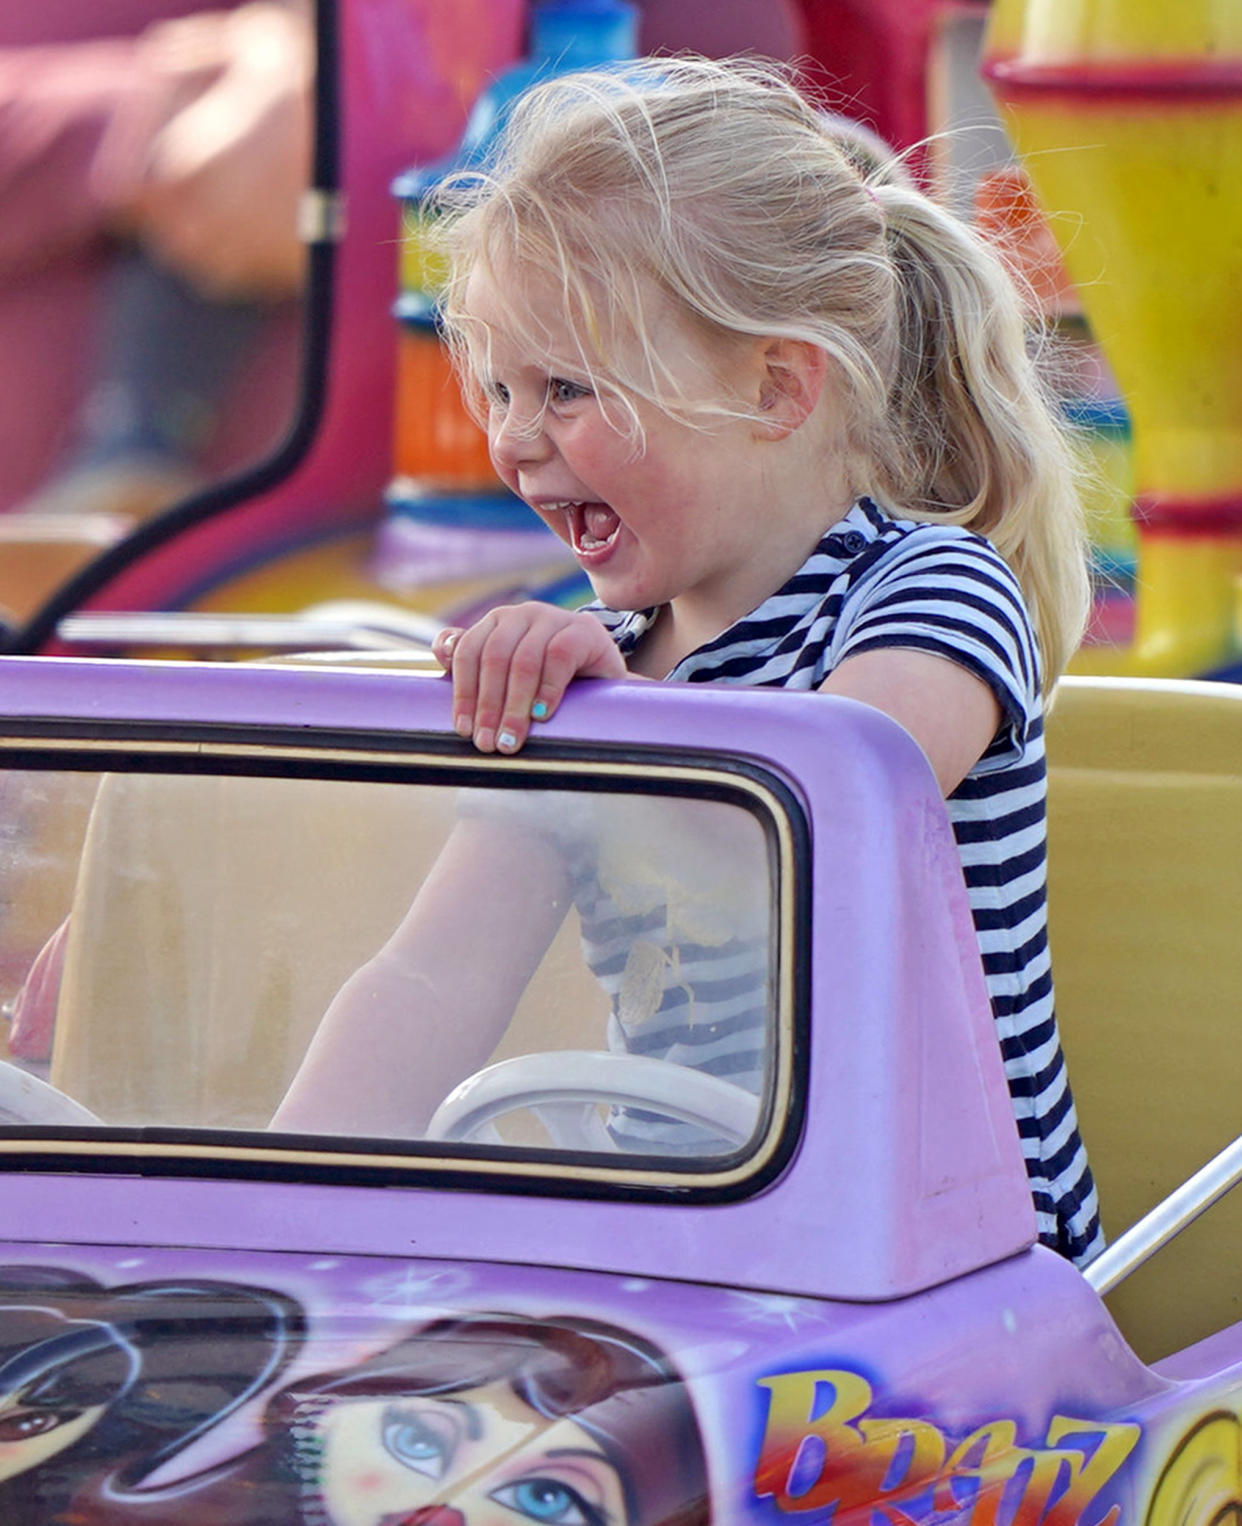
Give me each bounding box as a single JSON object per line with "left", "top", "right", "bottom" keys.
{"left": 546, "top": 501, "right": 622, "bottom": 556}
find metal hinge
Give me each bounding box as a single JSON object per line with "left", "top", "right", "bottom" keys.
{"left": 298, "top": 188, "right": 348, "bottom": 244}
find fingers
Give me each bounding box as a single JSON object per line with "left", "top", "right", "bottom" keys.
{"left": 441, "top": 606, "right": 625, "bottom": 753}
{"left": 472, "top": 614, "right": 538, "bottom": 753}
{"left": 431, "top": 626, "right": 462, "bottom": 671}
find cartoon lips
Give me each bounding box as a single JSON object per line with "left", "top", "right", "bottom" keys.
{"left": 380, "top": 1509, "right": 466, "bottom": 1526}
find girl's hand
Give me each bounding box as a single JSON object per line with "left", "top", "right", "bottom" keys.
{"left": 433, "top": 604, "right": 628, "bottom": 753}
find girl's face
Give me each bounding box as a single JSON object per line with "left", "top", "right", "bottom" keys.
{"left": 0, "top": 1394, "right": 106, "bottom": 1481}
{"left": 462, "top": 264, "right": 833, "bottom": 647}
{"left": 319, "top": 1379, "right": 629, "bottom": 1526}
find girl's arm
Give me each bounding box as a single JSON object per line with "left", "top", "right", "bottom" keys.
{"left": 432, "top": 596, "right": 1002, "bottom": 797}
{"left": 272, "top": 814, "right": 573, "bottom": 1136}
{"left": 818, "top": 647, "right": 1002, "bottom": 797}
{"left": 434, "top": 605, "right": 628, "bottom": 754}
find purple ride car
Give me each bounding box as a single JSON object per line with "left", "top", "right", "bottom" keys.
{"left": 0, "top": 654, "right": 1237, "bottom": 1526}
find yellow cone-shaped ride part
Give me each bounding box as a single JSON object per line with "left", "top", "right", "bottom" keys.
{"left": 984, "top": 0, "right": 1242, "bottom": 675}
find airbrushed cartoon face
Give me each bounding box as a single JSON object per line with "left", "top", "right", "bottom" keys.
{"left": 0, "top": 1296, "right": 141, "bottom": 1494}
{"left": 0, "top": 1393, "right": 107, "bottom": 1483}
{"left": 319, "top": 1380, "right": 628, "bottom": 1526}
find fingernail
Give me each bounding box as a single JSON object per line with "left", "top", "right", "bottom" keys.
{"left": 440, "top": 628, "right": 459, "bottom": 653}
{"left": 454, "top": 714, "right": 472, "bottom": 738}
{"left": 531, "top": 700, "right": 549, "bottom": 721}
{"left": 497, "top": 730, "right": 519, "bottom": 752}
{"left": 474, "top": 727, "right": 495, "bottom": 752}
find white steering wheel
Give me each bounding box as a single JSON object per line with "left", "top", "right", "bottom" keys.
{"left": 426, "top": 1050, "right": 760, "bottom": 1151}
{"left": 0, "top": 1060, "right": 101, "bottom": 1125}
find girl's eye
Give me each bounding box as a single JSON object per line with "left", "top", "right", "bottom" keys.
{"left": 380, "top": 1403, "right": 453, "bottom": 1479}
{"left": 487, "top": 380, "right": 511, "bottom": 408}
{"left": 490, "top": 1475, "right": 604, "bottom": 1526}
{"left": 549, "top": 378, "right": 590, "bottom": 406}
{"left": 0, "top": 1408, "right": 73, "bottom": 1443}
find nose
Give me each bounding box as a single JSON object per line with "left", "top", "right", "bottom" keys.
{"left": 488, "top": 403, "right": 552, "bottom": 473}
{"left": 384, "top": 1507, "right": 466, "bottom": 1526}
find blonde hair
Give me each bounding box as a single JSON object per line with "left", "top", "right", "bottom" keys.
{"left": 432, "top": 55, "right": 1090, "bottom": 688}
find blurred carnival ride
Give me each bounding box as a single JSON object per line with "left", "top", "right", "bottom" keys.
{"left": 983, "top": 0, "right": 1242, "bottom": 680}
{"left": 0, "top": 0, "right": 1238, "bottom": 681}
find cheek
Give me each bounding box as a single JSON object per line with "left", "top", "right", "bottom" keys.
{"left": 343, "top": 1469, "right": 388, "bottom": 1494}
{"left": 323, "top": 1456, "right": 436, "bottom": 1524}
{"left": 551, "top": 411, "right": 632, "bottom": 478}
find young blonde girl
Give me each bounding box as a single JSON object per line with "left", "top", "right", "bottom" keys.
{"left": 281, "top": 56, "right": 1102, "bottom": 1265}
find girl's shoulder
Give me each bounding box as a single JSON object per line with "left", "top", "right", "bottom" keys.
{"left": 840, "top": 497, "right": 1030, "bottom": 627}
{"left": 843, "top": 496, "right": 1015, "bottom": 574}
{"left": 831, "top": 497, "right": 1042, "bottom": 716}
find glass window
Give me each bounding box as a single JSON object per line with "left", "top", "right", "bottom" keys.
{"left": 0, "top": 755, "right": 787, "bottom": 1179}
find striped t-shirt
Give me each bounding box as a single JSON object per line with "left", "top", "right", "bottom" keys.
{"left": 588, "top": 495, "right": 1103, "bottom": 1266}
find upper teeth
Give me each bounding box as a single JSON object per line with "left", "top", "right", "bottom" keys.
{"left": 543, "top": 501, "right": 580, "bottom": 513}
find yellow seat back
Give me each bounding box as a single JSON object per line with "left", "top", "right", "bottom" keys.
{"left": 1047, "top": 676, "right": 1242, "bottom": 1361}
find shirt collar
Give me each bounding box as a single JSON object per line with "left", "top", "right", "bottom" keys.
{"left": 605, "top": 497, "right": 886, "bottom": 664}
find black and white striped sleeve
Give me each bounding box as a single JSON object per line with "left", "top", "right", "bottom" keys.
{"left": 828, "top": 527, "right": 1041, "bottom": 769}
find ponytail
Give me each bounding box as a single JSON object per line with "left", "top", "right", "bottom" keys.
{"left": 871, "top": 183, "right": 1091, "bottom": 688}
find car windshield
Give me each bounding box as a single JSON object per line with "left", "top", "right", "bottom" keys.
{"left": 0, "top": 759, "right": 784, "bottom": 1174}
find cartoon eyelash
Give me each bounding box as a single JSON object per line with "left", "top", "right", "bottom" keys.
{"left": 490, "top": 1473, "right": 608, "bottom": 1526}
{"left": 379, "top": 1401, "right": 457, "bottom": 1480}
{"left": 0, "top": 1408, "right": 76, "bottom": 1443}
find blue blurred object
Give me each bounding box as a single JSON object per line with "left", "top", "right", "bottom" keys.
{"left": 378, "top": 0, "right": 635, "bottom": 618}
{"left": 393, "top": 0, "right": 639, "bottom": 210}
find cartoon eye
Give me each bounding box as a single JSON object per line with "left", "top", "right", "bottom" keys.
{"left": 380, "top": 1403, "right": 454, "bottom": 1479}
{"left": 490, "top": 1475, "right": 605, "bottom": 1526}
{"left": 0, "top": 1409, "right": 74, "bottom": 1443}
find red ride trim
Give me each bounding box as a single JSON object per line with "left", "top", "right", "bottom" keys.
{"left": 1133, "top": 493, "right": 1242, "bottom": 535}
{"left": 984, "top": 56, "right": 1242, "bottom": 103}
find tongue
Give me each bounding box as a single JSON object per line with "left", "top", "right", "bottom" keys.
{"left": 583, "top": 503, "right": 620, "bottom": 541}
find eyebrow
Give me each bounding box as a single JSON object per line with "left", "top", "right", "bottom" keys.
{"left": 425, "top": 1397, "right": 482, "bottom": 1442}
{"left": 540, "top": 1450, "right": 622, "bottom": 1526}
{"left": 545, "top": 1448, "right": 618, "bottom": 1468}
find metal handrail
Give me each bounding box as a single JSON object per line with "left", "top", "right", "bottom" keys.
{"left": 56, "top": 603, "right": 442, "bottom": 653}
{"left": 1085, "top": 1132, "right": 1242, "bottom": 1294}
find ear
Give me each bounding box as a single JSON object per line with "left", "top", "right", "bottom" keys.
{"left": 754, "top": 338, "right": 828, "bottom": 440}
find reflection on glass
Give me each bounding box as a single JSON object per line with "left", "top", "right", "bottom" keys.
{"left": 0, "top": 767, "right": 777, "bottom": 1166}
{"left": 0, "top": 2, "right": 312, "bottom": 620}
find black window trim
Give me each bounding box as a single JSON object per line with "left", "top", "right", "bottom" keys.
{"left": 0, "top": 718, "right": 811, "bottom": 1207}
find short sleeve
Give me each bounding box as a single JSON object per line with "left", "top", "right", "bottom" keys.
{"left": 830, "top": 527, "right": 1041, "bottom": 768}
{"left": 456, "top": 787, "right": 597, "bottom": 850}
